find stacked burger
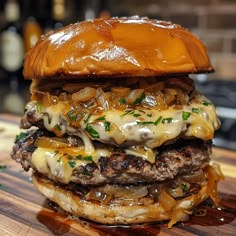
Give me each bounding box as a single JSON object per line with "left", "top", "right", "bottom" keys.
{"left": 12, "top": 16, "right": 223, "bottom": 228}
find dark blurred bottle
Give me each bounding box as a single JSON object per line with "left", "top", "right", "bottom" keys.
{"left": 0, "top": 0, "right": 25, "bottom": 114}
{"left": 44, "top": 0, "right": 65, "bottom": 34}
{"left": 0, "top": 0, "right": 24, "bottom": 74}
{"left": 23, "top": 1, "right": 42, "bottom": 54}
{"left": 23, "top": 16, "right": 42, "bottom": 52}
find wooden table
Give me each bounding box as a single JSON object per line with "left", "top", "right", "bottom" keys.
{"left": 0, "top": 114, "right": 235, "bottom": 236}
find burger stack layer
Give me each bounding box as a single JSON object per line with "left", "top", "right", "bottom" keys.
{"left": 12, "top": 16, "right": 223, "bottom": 228}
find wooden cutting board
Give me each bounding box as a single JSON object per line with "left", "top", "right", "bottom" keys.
{"left": 0, "top": 114, "right": 236, "bottom": 236}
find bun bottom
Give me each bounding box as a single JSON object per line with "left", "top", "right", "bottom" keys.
{"left": 32, "top": 173, "right": 212, "bottom": 227}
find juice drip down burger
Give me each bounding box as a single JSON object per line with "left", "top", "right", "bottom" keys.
{"left": 12, "top": 16, "right": 224, "bottom": 228}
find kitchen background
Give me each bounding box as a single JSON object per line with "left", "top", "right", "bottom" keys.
{"left": 0, "top": 0, "right": 235, "bottom": 150}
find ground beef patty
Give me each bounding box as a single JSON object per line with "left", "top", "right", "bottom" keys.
{"left": 11, "top": 129, "right": 211, "bottom": 186}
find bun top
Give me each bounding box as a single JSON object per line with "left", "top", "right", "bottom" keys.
{"left": 23, "top": 16, "right": 214, "bottom": 80}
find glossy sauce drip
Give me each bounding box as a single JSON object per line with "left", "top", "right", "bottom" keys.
{"left": 37, "top": 193, "right": 236, "bottom": 235}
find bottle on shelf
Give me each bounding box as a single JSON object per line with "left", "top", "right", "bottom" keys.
{"left": 23, "top": 6, "right": 42, "bottom": 53}
{"left": 0, "top": 0, "right": 24, "bottom": 73}
{"left": 0, "top": 0, "right": 25, "bottom": 114}
{"left": 44, "top": 0, "right": 66, "bottom": 34}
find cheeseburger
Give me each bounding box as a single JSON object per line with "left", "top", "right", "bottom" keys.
{"left": 12, "top": 16, "right": 223, "bottom": 228}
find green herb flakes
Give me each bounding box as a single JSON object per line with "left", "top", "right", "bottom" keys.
{"left": 67, "top": 109, "right": 78, "bottom": 122}
{"left": 84, "top": 113, "right": 92, "bottom": 124}
{"left": 182, "top": 111, "right": 191, "bottom": 121}
{"left": 104, "top": 121, "right": 111, "bottom": 132}
{"left": 83, "top": 156, "right": 93, "bottom": 161}
{"left": 56, "top": 124, "right": 62, "bottom": 130}
{"left": 0, "top": 165, "right": 7, "bottom": 171}
{"left": 118, "top": 98, "right": 126, "bottom": 104}
{"left": 76, "top": 154, "right": 93, "bottom": 161}
{"left": 133, "top": 113, "right": 141, "bottom": 117}
{"left": 202, "top": 100, "right": 212, "bottom": 106}
{"left": 86, "top": 125, "right": 100, "bottom": 139}
{"left": 121, "top": 110, "right": 135, "bottom": 117}
{"left": 161, "top": 117, "right": 173, "bottom": 124}
{"left": 154, "top": 116, "right": 162, "bottom": 126}
{"left": 68, "top": 160, "right": 76, "bottom": 168}
{"left": 181, "top": 183, "right": 188, "bottom": 192}
{"left": 192, "top": 108, "right": 200, "bottom": 113}
{"left": 77, "top": 170, "right": 92, "bottom": 176}
{"left": 15, "top": 132, "right": 28, "bottom": 142}
{"left": 96, "top": 115, "right": 106, "bottom": 121}
{"left": 136, "top": 121, "right": 154, "bottom": 125}
{"left": 132, "top": 92, "right": 145, "bottom": 105}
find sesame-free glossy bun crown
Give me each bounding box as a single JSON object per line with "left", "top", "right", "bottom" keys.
{"left": 23, "top": 16, "right": 214, "bottom": 80}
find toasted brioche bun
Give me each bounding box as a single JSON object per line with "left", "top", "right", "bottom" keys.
{"left": 32, "top": 173, "right": 210, "bottom": 227}
{"left": 24, "top": 16, "right": 213, "bottom": 80}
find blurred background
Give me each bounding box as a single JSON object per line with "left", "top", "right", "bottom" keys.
{"left": 0, "top": 0, "right": 235, "bottom": 149}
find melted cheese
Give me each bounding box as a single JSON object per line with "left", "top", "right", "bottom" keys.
{"left": 26, "top": 93, "right": 220, "bottom": 149}
{"left": 31, "top": 147, "right": 101, "bottom": 184}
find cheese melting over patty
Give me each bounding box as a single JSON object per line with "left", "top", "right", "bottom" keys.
{"left": 25, "top": 92, "right": 220, "bottom": 151}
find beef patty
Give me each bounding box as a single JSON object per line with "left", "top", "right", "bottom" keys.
{"left": 11, "top": 129, "right": 211, "bottom": 186}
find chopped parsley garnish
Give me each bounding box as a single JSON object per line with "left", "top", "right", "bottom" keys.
{"left": 132, "top": 92, "right": 145, "bottom": 105}
{"left": 56, "top": 124, "right": 62, "bottom": 130}
{"left": 154, "top": 116, "right": 162, "bottom": 125}
{"left": 136, "top": 121, "right": 154, "bottom": 125}
{"left": 53, "top": 150, "right": 59, "bottom": 155}
{"left": 83, "top": 156, "right": 93, "bottom": 161}
{"left": 192, "top": 108, "right": 200, "bottom": 113}
{"left": 147, "top": 113, "right": 152, "bottom": 117}
{"left": 76, "top": 154, "right": 83, "bottom": 160}
{"left": 133, "top": 113, "right": 141, "bottom": 117}
{"left": 202, "top": 100, "right": 212, "bottom": 106}
{"left": 118, "top": 98, "right": 126, "bottom": 104}
{"left": 76, "top": 154, "right": 93, "bottom": 161}
{"left": 161, "top": 117, "right": 173, "bottom": 124}
{"left": 68, "top": 160, "right": 76, "bottom": 168}
{"left": 77, "top": 170, "right": 92, "bottom": 176}
{"left": 104, "top": 121, "right": 111, "bottom": 132}
{"left": 96, "top": 115, "right": 106, "bottom": 121}
{"left": 181, "top": 183, "right": 188, "bottom": 192}
{"left": 67, "top": 109, "right": 78, "bottom": 122}
{"left": 15, "top": 132, "right": 28, "bottom": 142}
{"left": 182, "top": 111, "right": 191, "bottom": 121}
{"left": 137, "top": 116, "right": 162, "bottom": 126}
{"left": 138, "top": 110, "right": 145, "bottom": 114}
{"left": 86, "top": 124, "right": 100, "bottom": 139}
{"left": 120, "top": 110, "right": 135, "bottom": 117}
{"left": 0, "top": 165, "right": 7, "bottom": 171}
{"left": 84, "top": 113, "right": 92, "bottom": 124}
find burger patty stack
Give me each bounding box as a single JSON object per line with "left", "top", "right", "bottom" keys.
{"left": 12, "top": 16, "right": 223, "bottom": 228}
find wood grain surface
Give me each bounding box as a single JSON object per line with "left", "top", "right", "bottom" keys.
{"left": 0, "top": 114, "right": 235, "bottom": 236}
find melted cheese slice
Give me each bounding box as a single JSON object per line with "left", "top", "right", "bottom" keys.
{"left": 31, "top": 146, "right": 111, "bottom": 184}
{"left": 26, "top": 93, "right": 220, "bottom": 150}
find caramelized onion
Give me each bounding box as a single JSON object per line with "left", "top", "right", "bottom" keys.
{"left": 169, "top": 208, "right": 190, "bottom": 228}
{"left": 159, "top": 191, "right": 177, "bottom": 211}
{"left": 206, "top": 164, "right": 224, "bottom": 205}
{"left": 111, "top": 87, "right": 130, "bottom": 96}
{"left": 72, "top": 87, "right": 96, "bottom": 102}
{"left": 35, "top": 137, "right": 69, "bottom": 148}
{"left": 126, "top": 89, "right": 144, "bottom": 105}
{"left": 96, "top": 88, "right": 110, "bottom": 109}
{"left": 181, "top": 170, "right": 204, "bottom": 183}
{"left": 109, "top": 123, "right": 127, "bottom": 144}
{"left": 144, "top": 81, "right": 165, "bottom": 92}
